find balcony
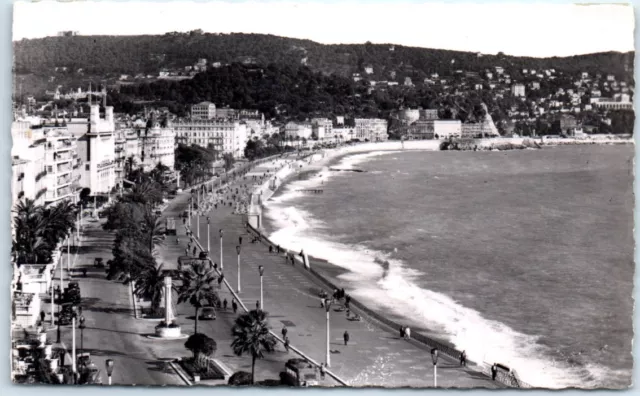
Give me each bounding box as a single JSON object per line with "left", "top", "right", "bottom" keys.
{"left": 56, "top": 176, "right": 72, "bottom": 187}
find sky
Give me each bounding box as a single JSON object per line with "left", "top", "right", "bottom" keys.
{"left": 12, "top": 1, "right": 635, "bottom": 57}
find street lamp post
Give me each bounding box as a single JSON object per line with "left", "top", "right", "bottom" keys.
{"left": 50, "top": 283, "right": 54, "bottom": 326}
{"left": 196, "top": 213, "right": 200, "bottom": 239}
{"left": 258, "top": 265, "right": 264, "bottom": 310}
{"left": 325, "top": 298, "right": 332, "bottom": 367}
{"left": 55, "top": 286, "right": 62, "bottom": 343}
{"left": 67, "top": 236, "right": 71, "bottom": 272}
{"left": 71, "top": 314, "right": 77, "bottom": 377}
{"left": 207, "top": 217, "right": 211, "bottom": 252}
{"left": 236, "top": 245, "right": 241, "bottom": 293}
{"left": 188, "top": 198, "right": 192, "bottom": 227}
{"left": 79, "top": 315, "right": 86, "bottom": 355}
{"left": 105, "top": 359, "right": 114, "bottom": 385}
{"left": 219, "top": 229, "right": 224, "bottom": 270}
{"left": 431, "top": 348, "right": 439, "bottom": 387}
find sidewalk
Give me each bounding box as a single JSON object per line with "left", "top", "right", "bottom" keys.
{"left": 53, "top": 218, "right": 185, "bottom": 386}
{"left": 161, "top": 161, "right": 500, "bottom": 388}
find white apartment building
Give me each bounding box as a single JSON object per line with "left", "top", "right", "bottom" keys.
{"left": 73, "top": 105, "right": 117, "bottom": 195}
{"left": 285, "top": 122, "right": 313, "bottom": 140}
{"left": 311, "top": 118, "right": 333, "bottom": 140}
{"left": 174, "top": 119, "right": 248, "bottom": 159}
{"left": 512, "top": 84, "right": 526, "bottom": 97}
{"left": 354, "top": 118, "right": 389, "bottom": 141}
{"left": 11, "top": 121, "right": 47, "bottom": 211}
{"left": 191, "top": 102, "right": 217, "bottom": 119}
{"left": 42, "top": 127, "right": 81, "bottom": 205}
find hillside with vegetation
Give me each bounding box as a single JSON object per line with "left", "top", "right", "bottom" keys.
{"left": 14, "top": 31, "right": 633, "bottom": 90}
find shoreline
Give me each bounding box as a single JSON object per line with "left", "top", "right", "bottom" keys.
{"left": 254, "top": 140, "right": 634, "bottom": 389}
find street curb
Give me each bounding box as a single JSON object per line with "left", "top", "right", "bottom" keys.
{"left": 170, "top": 361, "right": 193, "bottom": 386}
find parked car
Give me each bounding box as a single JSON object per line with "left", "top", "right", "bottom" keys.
{"left": 198, "top": 251, "right": 209, "bottom": 260}
{"left": 199, "top": 307, "right": 216, "bottom": 320}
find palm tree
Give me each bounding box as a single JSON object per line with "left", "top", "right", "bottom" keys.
{"left": 41, "top": 200, "right": 77, "bottom": 248}
{"left": 178, "top": 261, "right": 219, "bottom": 334}
{"left": 12, "top": 200, "right": 49, "bottom": 265}
{"left": 121, "top": 181, "right": 163, "bottom": 206}
{"left": 134, "top": 263, "right": 169, "bottom": 315}
{"left": 141, "top": 209, "right": 166, "bottom": 255}
{"left": 231, "top": 309, "right": 277, "bottom": 384}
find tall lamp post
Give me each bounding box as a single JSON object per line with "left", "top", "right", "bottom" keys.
{"left": 50, "top": 282, "right": 54, "bottom": 326}
{"left": 431, "top": 348, "right": 439, "bottom": 387}
{"left": 105, "top": 359, "right": 114, "bottom": 385}
{"left": 67, "top": 236, "right": 71, "bottom": 272}
{"left": 258, "top": 265, "right": 264, "bottom": 310}
{"left": 78, "top": 315, "right": 86, "bottom": 355}
{"left": 196, "top": 212, "right": 200, "bottom": 239}
{"left": 55, "top": 286, "right": 62, "bottom": 343}
{"left": 207, "top": 217, "right": 211, "bottom": 252}
{"left": 219, "top": 229, "right": 224, "bottom": 270}
{"left": 71, "top": 313, "right": 77, "bottom": 379}
{"left": 324, "top": 298, "right": 332, "bottom": 367}
{"left": 236, "top": 245, "right": 241, "bottom": 293}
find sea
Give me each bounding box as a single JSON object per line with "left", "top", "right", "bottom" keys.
{"left": 262, "top": 144, "right": 635, "bottom": 389}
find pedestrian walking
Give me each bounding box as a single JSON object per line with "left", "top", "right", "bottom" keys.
{"left": 345, "top": 295, "right": 351, "bottom": 305}
{"left": 284, "top": 336, "right": 290, "bottom": 352}
{"left": 176, "top": 237, "right": 180, "bottom": 244}
{"left": 282, "top": 326, "right": 288, "bottom": 339}
{"left": 320, "top": 298, "right": 325, "bottom": 308}
{"left": 277, "top": 245, "right": 280, "bottom": 253}
{"left": 39, "top": 310, "right": 45, "bottom": 324}
{"left": 460, "top": 350, "right": 467, "bottom": 367}
{"left": 232, "top": 300, "right": 238, "bottom": 314}
{"left": 405, "top": 326, "right": 411, "bottom": 340}
{"left": 343, "top": 330, "right": 350, "bottom": 346}
{"left": 319, "top": 363, "right": 326, "bottom": 380}
{"left": 187, "top": 242, "right": 192, "bottom": 251}
{"left": 256, "top": 300, "right": 260, "bottom": 310}
{"left": 192, "top": 246, "right": 197, "bottom": 256}
{"left": 223, "top": 299, "right": 228, "bottom": 311}
{"left": 269, "top": 245, "right": 273, "bottom": 254}
{"left": 185, "top": 248, "right": 189, "bottom": 256}
{"left": 239, "top": 236, "right": 243, "bottom": 245}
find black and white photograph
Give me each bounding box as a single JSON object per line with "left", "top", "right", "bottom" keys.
{"left": 9, "top": 0, "right": 635, "bottom": 389}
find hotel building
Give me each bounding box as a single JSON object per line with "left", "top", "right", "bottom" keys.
{"left": 174, "top": 119, "right": 248, "bottom": 159}
{"left": 354, "top": 118, "right": 389, "bottom": 141}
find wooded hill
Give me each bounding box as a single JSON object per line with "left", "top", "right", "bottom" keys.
{"left": 14, "top": 32, "right": 634, "bottom": 83}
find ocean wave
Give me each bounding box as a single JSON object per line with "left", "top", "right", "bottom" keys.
{"left": 263, "top": 201, "right": 623, "bottom": 389}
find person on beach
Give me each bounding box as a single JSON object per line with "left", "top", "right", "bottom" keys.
{"left": 231, "top": 299, "right": 238, "bottom": 313}
{"left": 343, "top": 331, "right": 350, "bottom": 346}
{"left": 460, "top": 350, "right": 467, "bottom": 367}
{"left": 223, "top": 299, "right": 228, "bottom": 311}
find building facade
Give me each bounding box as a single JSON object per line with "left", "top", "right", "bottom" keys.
{"left": 42, "top": 127, "right": 81, "bottom": 205}
{"left": 285, "top": 122, "right": 313, "bottom": 140}
{"left": 191, "top": 102, "right": 216, "bottom": 119}
{"left": 311, "top": 118, "right": 333, "bottom": 140}
{"left": 512, "top": 84, "right": 526, "bottom": 97}
{"left": 174, "top": 119, "right": 248, "bottom": 159}
{"left": 354, "top": 119, "right": 389, "bottom": 141}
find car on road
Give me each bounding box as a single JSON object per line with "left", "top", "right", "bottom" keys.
{"left": 199, "top": 307, "right": 216, "bottom": 320}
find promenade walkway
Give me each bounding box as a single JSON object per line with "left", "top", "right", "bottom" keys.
{"left": 52, "top": 219, "right": 184, "bottom": 385}
{"left": 159, "top": 160, "right": 500, "bottom": 388}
